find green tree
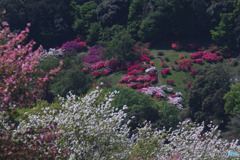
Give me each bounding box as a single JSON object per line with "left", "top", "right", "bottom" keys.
{"left": 188, "top": 65, "right": 230, "bottom": 127}
{"left": 103, "top": 28, "right": 136, "bottom": 62}
{"left": 222, "top": 114, "right": 240, "bottom": 139}
{"left": 224, "top": 83, "right": 240, "bottom": 116}
{"left": 96, "top": 0, "right": 130, "bottom": 27}
{"left": 71, "top": 1, "right": 98, "bottom": 36}
{"left": 210, "top": 0, "right": 240, "bottom": 52}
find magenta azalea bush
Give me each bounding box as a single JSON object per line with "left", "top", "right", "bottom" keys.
{"left": 82, "top": 44, "right": 105, "bottom": 63}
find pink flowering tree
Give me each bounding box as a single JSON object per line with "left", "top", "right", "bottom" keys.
{"left": 0, "top": 22, "right": 62, "bottom": 109}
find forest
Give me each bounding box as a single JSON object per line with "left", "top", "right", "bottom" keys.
{"left": 0, "top": 0, "right": 240, "bottom": 159}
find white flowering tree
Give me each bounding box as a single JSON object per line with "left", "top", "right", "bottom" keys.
{"left": 11, "top": 89, "right": 240, "bottom": 160}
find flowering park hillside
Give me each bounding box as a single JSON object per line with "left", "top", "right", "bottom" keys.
{"left": 1, "top": 0, "right": 240, "bottom": 158}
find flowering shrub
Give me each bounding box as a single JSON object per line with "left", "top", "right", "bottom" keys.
{"left": 168, "top": 92, "right": 183, "bottom": 109}
{"left": 14, "top": 89, "right": 132, "bottom": 159}
{"left": 6, "top": 90, "right": 240, "bottom": 159}
{"left": 140, "top": 54, "right": 150, "bottom": 63}
{"left": 189, "top": 69, "right": 198, "bottom": 76}
{"left": 145, "top": 66, "right": 157, "bottom": 73}
{"left": 61, "top": 41, "right": 86, "bottom": 52}
{"left": 193, "top": 59, "right": 203, "bottom": 64}
{"left": 178, "top": 59, "right": 192, "bottom": 71}
{"left": 160, "top": 68, "right": 171, "bottom": 76}
{"left": 139, "top": 85, "right": 173, "bottom": 98}
{"left": 202, "top": 53, "right": 219, "bottom": 63}
{"left": 0, "top": 22, "right": 62, "bottom": 108}
{"left": 170, "top": 65, "right": 175, "bottom": 70}
{"left": 155, "top": 90, "right": 165, "bottom": 98}
{"left": 119, "top": 61, "right": 157, "bottom": 89}
{"left": 91, "top": 71, "right": 100, "bottom": 77}
{"left": 41, "top": 48, "right": 64, "bottom": 60}
{"left": 102, "top": 68, "right": 112, "bottom": 76}
{"left": 190, "top": 50, "right": 223, "bottom": 63}
{"left": 187, "top": 82, "right": 192, "bottom": 87}
{"left": 0, "top": 117, "right": 69, "bottom": 159}
{"left": 133, "top": 42, "right": 150, "bottom": 55}
{"left": 190, "top": 51, "right": 202, "bottom": 59}
{"left": 82, "top": 45, "right": 105, "bottom": 63}
{"left": 160, "top": 61, "right": 168, "bottom": 67}
{"left": 127, "top": 63, "right": 142, "bottom": 71}
{"left": 171, "top": 42, "right": 180, "bottom": 50}
{"left": 127, "top": 69, "right": 139, "bottom": 75}
{"left": 178, "top": 55, "right": 185, "bottom": 59}
{"left": 167, "top": 79, "right": 175, "bottom": 85}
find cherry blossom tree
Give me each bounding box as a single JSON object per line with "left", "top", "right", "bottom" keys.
{"left": 0, "top": 21, "right": 62, "bottom": 110}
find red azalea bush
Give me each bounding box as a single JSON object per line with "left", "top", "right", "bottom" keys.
{"left": 127, "top": 69, "right": 139, "bottom": 75}
{"left": 140, "top": 54, "right": 150, "bottom": 63}
{"left": 91, "top": 71, "right": 100, "bottom": 77}
{"left": 178, "top": 59, "right": 192, "bottom": 71}
{"left": 179, "top": 55, "right": 185, "bottom": 59}
{"left": 133, "top": 42, "right": 150, "bottom": 55}
{"left": 83, "top": 58, "right": 118, "bottom": 78}
{"left": 160, "top": 68, "right": 171, "bottom": 76}
{"left": 119, "top": 61, "right": 157, "bottom": 89}
{"left": 171, "top": 42, "right": 180, "bottom": 50}
{"left": 160, "top": 61, "right": 168, "bottom": 67}
{"left": 127, "top": 63, "right": 142, "bottom": 71}
{"left": 167, "top": 79, "right": 175, "bottom": 85}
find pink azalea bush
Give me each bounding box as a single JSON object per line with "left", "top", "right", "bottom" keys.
{"left": 0, "top": 21, "right": 62, "bottom": 109}
{"left": 61, "top": 36, "right": 87, "bottom": 55}
{"left": 189, "top": 69, "right": 198, "bottom": 76}
{"left": 192, "top": 59, "right": 203, "bottom": 64}
{"left": 119, "top": 59, "right": 157, "bottom": 89}
{"left": 187, "top": 82, "right": 192, "bottom": 87}
{"left": 190, "top": 50, "right": 224, "bottom": 63}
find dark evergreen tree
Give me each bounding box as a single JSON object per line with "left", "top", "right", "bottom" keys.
{"left": 188, "top": 64, "right": 230, "bottom": 128}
